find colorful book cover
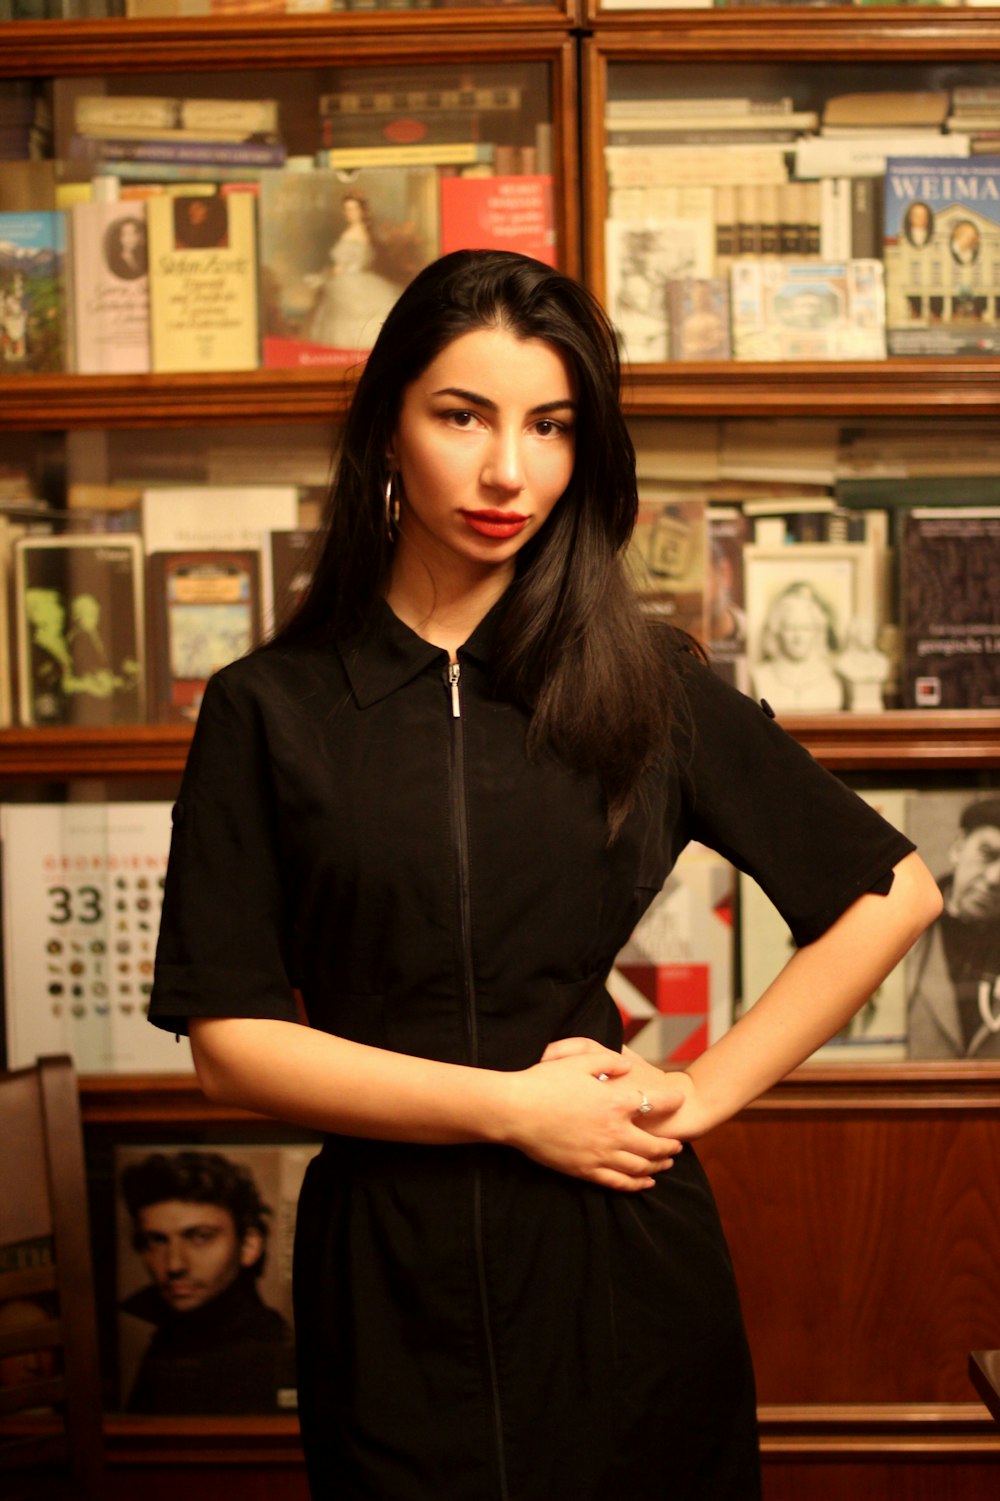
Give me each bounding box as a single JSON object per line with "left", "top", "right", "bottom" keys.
{"left": 147, "top": 549, "right": 261, "bottom": 723}
{"left": 626, "top": 491, "right": 707, "bottom": 641}
{"left": 0, "top": 210, "right": 66, "bottom": 373}
{"left": 730, "top": 257, "right": 886, "bottom": 361}
{"left": 13, "top": 534, "right": 145, "bottom": 727}
{"left": 900, "top": 506, "right": 1000, "bottom": 709}
{"left": 147, "top": 191, "right": 258, "bottom": 372}
{"left": 69, "top": 199, "right": 150, "bottom": 375}
{"left": 114, "top": 1141, "right": 320, "bottom": 1412}
{"left": 883, "top": 155, "right": 1000, "bottom": 355}
{"left": 0, "top": 801, "right": 187, "bottom": 1074}
{"left": 439, "top": 174, "right": 556, "bottom": 266}
{"left": 667, "top": 276, "right": 731, "bottom": 361}
{"left": 739, "top": 790, "right": 911, "bottom": 1062}
{"left": 608, "top": 842, "right": 735, "bottom": 1064}
{"left": 258, "top": 166, "right": 439, "bottom": 369}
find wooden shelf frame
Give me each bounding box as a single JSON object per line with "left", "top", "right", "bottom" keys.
{"left": 2, "top": 711, "right": 997, "bottom": 781}
{"left": 582, "top": 10, "right": 1000, "bottom": 58}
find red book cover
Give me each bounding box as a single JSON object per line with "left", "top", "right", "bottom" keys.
{"left": 439, "top": 175, "right": 556, "bottom": 266}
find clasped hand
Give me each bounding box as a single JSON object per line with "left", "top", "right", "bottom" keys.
{"left": 503, "top": 1036, "right": 689, "bottom": 1193}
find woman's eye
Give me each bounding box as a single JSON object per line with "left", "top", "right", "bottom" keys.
{"left": 534, "top": 419, "right": 569, "bottom": 438}
{"left": 447, "top": 410, "right": 477, "bottom": 428}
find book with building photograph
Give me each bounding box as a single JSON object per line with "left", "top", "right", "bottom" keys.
{"left": 730, "top": 257, "right": 886, "bottom": 361}
{"left": 147, "top": 548, "right": 261, "bottom": 723}
{"left": 884, "top": 155, "right": 1000, "bottom": 355}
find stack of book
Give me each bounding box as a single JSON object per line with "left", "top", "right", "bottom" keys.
{"left": 946, "top": 85, "right": 1000, "bottom": 154}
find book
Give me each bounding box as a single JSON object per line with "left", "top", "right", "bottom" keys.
{"left": 315, "top": 142, "right": 494, "bottom": 170}
{"left": 605, "top": 96, "right": 796, "bottom": 119}
{"left": 822, "top": 91, "right": 950, "bottom": 131}
{"left": 0, "top": 801, "right": 188, "bottom": 1073}
{"left": 439, "top": 175, "right": 556, "bottom": 266}
{"left": 74, "top": 95, "right": 279, "bottom": 138}
{"left": 605, "top": 144, "right": 790, "bottom": 189}
{"left": 13, "top": 534, "right": 145, "bottom": 727}
{"left": 706, "top": 505, "right": 748, "bottom": 690}
{"left": 147, "top": 192, "right": 258, "bottom": 373}
{"left": 69, "top": 136, "right": 286, "bottom": 168}
{"left": 318, "top": 85, "right": 523, "bottom": 117}
{"left": 68, "top": 200, "right": 150, "bottom": 374}
{"left": 883, "top": 155, "right": 1000, "bottom": 356}
{"left": 0, "top": 161, "right": 57, "bottom": 212}
{"left": 140, "top": 483, "right": 299, "bottom": 556}
{"left": 605, "top": 217, "right": 714, "bottom": 363}
{"left": 900, "top": 506, "right": 1000, "bottom": 709}
{"left": 626, "top": 490, "right": 707, "bottom": 640}
{"left": 738, "top": 790, "right": 911, "bottom": 1062}
{"left": 608, "top": 841, "right": 734, "bottom": 1064}
{"left": 666, "top": 277, "right": 731, "bottom": 361}
{"left": 730, "top": 258, "right": 886, "bottom": 362}
{"left": 147, "top": 549, "right": 261, "bottom": 723}
{"left": 605, "top": 110, "right": 818, "bottom": 136}
{"left": 258, "top": 167, "right": 439, "bottom": 369}
{"left": 269, "top": 528, "right": 316, "bottom": 634}
{"left": 794, "top": 132, "right": 969, "bottom": 179}
{"left": 0, "top": 210, "right": 66, "bottom": 373}
{"left": 114, "top": 1142, "right": 319, "bottom": 1412}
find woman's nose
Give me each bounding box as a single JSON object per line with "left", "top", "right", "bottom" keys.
{"left": 482, "top": 430, "right": 526, "bottom": 494}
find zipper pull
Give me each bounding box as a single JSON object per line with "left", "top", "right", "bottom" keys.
{"left": 447, "top": 661, "right": 461, "bottom": 718}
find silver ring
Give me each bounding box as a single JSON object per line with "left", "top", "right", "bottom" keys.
{"left": 636, "top": 1090, "right": 652, "bottom": 1115}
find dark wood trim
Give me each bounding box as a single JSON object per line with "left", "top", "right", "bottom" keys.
{"left": 4, "top": 14, "right": 574, "bottom": 77}
{"left": 969, "top": 1353, "right": 1000, "bottom": 1427}
{"left": 584, "top": 14, "right": 1000, "bottom": 61}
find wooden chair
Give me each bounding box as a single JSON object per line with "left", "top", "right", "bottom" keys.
{"left": 0, "top": 1055, "right": 107, "bottom": 1499}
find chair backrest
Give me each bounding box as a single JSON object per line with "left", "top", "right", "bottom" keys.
{"left": 0, "top": 1055, "right": 106, "bottom": 1498}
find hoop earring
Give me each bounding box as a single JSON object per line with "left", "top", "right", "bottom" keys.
{"left": 385, "top": 473, "right": 400, "bottom": 540}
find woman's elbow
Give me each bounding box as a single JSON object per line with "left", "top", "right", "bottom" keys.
{"left": 894, "top": 851, "right": 944, "bottom": 940}
{"left": 189, "top": 1017, "right": 240, "bottom": 1104}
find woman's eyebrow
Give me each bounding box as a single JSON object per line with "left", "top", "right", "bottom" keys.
{"left": 431, "top": 386, "right": 578, "bottom": 416}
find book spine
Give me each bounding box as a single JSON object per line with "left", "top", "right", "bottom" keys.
{"left": 315, "top": 142, "right": 494, "bottom": 168}
{"left": 605, "top": 127, "right": 800, "bottom": 147}
{"left": 318, "top": 86, "right": 521, "bottom": 116}
{"left": 75, "top": 96, "right": 279, "bottom": 135}
{"left": 70, "top": 135, "right": 286, "bottom": 166}
{"left": 95, "top": 160, "right": 267, "bottom": 182}
{"left": 604, "top": 96, "right": 795, "bottom": 119}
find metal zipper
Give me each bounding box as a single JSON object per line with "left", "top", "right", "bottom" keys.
{"left": 445, "top": 659, "right": 509, "bottom": 1501}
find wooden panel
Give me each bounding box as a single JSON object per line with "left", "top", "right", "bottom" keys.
{"left": 762, "top": 1455, "right": 1000, "bottom": 1501}
{"left": 697, "top": 1107, "right": 1000, "bottom": 1406}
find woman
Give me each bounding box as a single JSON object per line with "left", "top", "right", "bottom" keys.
{"left": 149, "top": 250, "right": 941, "bottom": 1500}
{"left": 306, "top": 191, "right": 401, "bottom": 353}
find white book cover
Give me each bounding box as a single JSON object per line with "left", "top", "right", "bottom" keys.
{"left": 605, "top": 216, "right": 714, "bottom": 364}
{"left": 739, "top": 790, "right": 911, "bottom": 1061}
{"left": 1, "top": 801, "right": 190, "bottom": 1074}
{"left": 69, "top": 199, "right": 150, "bottom": 375}
{"left": 795, "top": 132, "right": 970, "bottom": 180}
{"left": 141, "top": 484, "right": 299, "bottom": 633}
{"left": 608, "top": 841, "right": 735, "bottom": 1064}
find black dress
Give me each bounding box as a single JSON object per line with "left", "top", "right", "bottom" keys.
{"left": 149, "top": 600, "right": 914, "bottom": 1501}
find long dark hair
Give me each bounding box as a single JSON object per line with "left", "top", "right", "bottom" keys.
{"left": 272, "top": 249, "right": 691, "bottom": 836}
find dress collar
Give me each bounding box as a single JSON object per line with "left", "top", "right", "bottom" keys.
{"left": 336, "top": 594, "right": 503, "bottom": 709}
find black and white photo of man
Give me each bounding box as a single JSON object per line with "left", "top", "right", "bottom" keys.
{"left": 906, "top": 794, "right": 1000, "bottom": 1059}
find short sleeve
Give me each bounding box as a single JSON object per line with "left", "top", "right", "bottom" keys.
{"left": 148, "top": 668, "right": 300, "bottom": 1037}
{"left": 677, "top": 656, "right": 915, "bottom": 948}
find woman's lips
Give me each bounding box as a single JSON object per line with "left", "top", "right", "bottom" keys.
{"left": 460, "top": 510, "right": 529, "bottom": 539}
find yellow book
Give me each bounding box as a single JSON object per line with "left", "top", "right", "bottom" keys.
{"left": 147, "top": 192, "right": 258, "bottom": 373}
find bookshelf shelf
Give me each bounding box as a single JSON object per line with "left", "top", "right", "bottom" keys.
{"left": 4, "top": 360, "right": 1000, "bottom": 430}
{"left": 2, "top": 712, "right": 997, "bottom": 781}
{"left": 584, "top": 12, "right": 1000, "bottom": 61}
{"left": 5, "top": 15, "right": 576, "bottom": 77}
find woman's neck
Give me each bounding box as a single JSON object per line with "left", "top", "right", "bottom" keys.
{"left": 385, "top": 547, "right": 513, "bottom": 660}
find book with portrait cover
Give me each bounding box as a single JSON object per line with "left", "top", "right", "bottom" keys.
{"left": 114, "top": 1142, "right": 321, "bottom": 1413}
{"left": 0, "top": 210, "right": 66, "bottom": 373}
{"left": 69, "top": 199, "right": 150, "bottom": 374}
{"left": 730, "top": 257, "right": 886, "bottom": 361}
{"left": 883, "top": 156, "right": 1000, "bottom": 355}
{"left": 439, "top": 175, "right": 556, "bottom": 267}
{"left": 147, "top": 191, "right": 258, "bottom": 372}
{"left": 900, "top": 506, "right": 1000, "bottom": 709}
{"left": 625, "top": 490, "right": 707, "bottom": 641}
{"left": 13, "top": 534, "right": 145, "bottom": 727}
{"left": 739, "top": 790, "right": 911, "bottom": 1062}
{"left": 608, "top": 841, "right": 734, "bottom": 1064}
{"left": 258, "top": 166, "right": 439, "bottom": 369}
{"left": 667, "top": 276, "right": 731, "bottom": 361}
{"left": 0, "top": 801, "right": 187, "bottom": 1074}
{"left": 147, "top": 548, "right": 261, "bottom": 723}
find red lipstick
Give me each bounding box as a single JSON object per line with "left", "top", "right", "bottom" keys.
{"left": 460, "top": 509, "right": 529, "bottom": 540}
